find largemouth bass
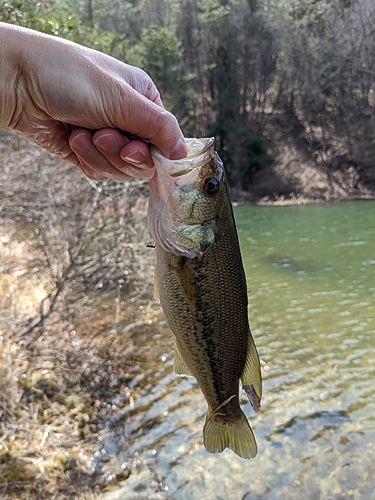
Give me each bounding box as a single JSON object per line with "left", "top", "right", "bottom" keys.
{"left": 147, "top": 137, "right": 262, "bottom": 459}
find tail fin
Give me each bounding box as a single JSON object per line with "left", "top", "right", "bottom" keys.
{"left": 203, "top": 410, "right": 257, "bottom": 459}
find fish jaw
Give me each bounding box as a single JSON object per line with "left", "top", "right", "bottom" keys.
{"left": 148, "top": 169, "right": 216, "bottom": 258}
{"left": 148, "top": 138, "right": 224, "bottom": 258}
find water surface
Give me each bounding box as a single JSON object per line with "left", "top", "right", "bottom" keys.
{"left": 102, "top": 201, "right": 375, "bottom": 499}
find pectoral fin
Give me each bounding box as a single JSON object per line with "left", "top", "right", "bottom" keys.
{"left": 173, "top": 258, "right": 198, "bottom": 308}
{"left": 154, "top": 262, "right": 160, "bottom": 303}
{"left": 174, "top": 343, "right": 193, "bottom": 377}
{"left": 241, "top": 332, "right": 262, "bottom": 412}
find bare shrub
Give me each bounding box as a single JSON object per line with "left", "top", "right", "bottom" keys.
{"left": 0, "top": 128, "right": 156, "bottom": 498}
{"left": 0, "top": 128, "right": 154, "bottom": 334}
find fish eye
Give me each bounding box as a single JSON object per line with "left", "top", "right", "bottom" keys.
{"left": 202, "top": 177, "right": 220, "bottom": 197}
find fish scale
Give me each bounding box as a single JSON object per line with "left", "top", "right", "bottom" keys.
{"left": 148, "top": 137, "right": 262, "bottom": 459}
{"left": 156, "top": 233, "right": 247, "bottom": 406}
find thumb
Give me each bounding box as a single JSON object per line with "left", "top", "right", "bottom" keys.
{"left": 114, "top": 87, "right": 187, "bottom": 160}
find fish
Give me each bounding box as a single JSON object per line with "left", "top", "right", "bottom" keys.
{"left": 147, "top": 137, "right": 262, "bottom": 459}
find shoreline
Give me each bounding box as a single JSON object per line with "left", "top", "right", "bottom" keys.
{"left": 230, "top": 192, "right": 375, "bottom": 207}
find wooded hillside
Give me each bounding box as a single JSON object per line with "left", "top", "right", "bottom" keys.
{"left": 2, "top": 0, "right": 375, "bottom": 200}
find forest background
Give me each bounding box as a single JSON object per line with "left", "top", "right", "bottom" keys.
{"left": 2, "top": 0, "right": 375, "bottom": 200}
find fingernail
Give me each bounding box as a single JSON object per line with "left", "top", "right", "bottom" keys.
{"left": 94, "top": 133, "right": 118, "bottom": 154}
{"left": 122, "top": 149, "right": 146, "bottom": 166}
{"left": 169, "top": 138, "right": 188, "bottom": 160}
{"left": 70, "top": 133, "right": 94, "bottom": 155}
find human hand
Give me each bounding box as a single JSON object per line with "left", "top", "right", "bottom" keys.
{"left": 0, "top": 23, "right": 187, "bottom": 181}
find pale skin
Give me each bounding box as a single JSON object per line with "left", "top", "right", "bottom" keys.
{"left": 0, "top": 22, "right": 188, "bottom": 181}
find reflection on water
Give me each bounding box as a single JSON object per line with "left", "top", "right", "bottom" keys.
{"left": 102, "top": 201, "right": 375, "bottom": 499}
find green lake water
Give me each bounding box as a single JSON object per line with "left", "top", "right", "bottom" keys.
{"left": 102, "top": 200, "right": 375, "bottom": 499}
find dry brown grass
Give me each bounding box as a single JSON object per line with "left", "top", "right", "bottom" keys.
{"left": 0, "top": 129, "right": 157, "bottom": 499}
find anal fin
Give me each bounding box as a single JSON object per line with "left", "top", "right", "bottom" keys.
{"left": 241, "top": 332, "right": 262, "bottom": 411}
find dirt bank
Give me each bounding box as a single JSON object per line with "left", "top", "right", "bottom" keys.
{"left": 236, "top": 107, "right": 375, "bottom": 203}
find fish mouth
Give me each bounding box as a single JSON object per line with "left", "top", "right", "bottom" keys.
{"left": 148, "top": 137, "right": 221, "bottom": 258}
{"left": 151, "top": 137, "right": 216, "bottom": 177}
